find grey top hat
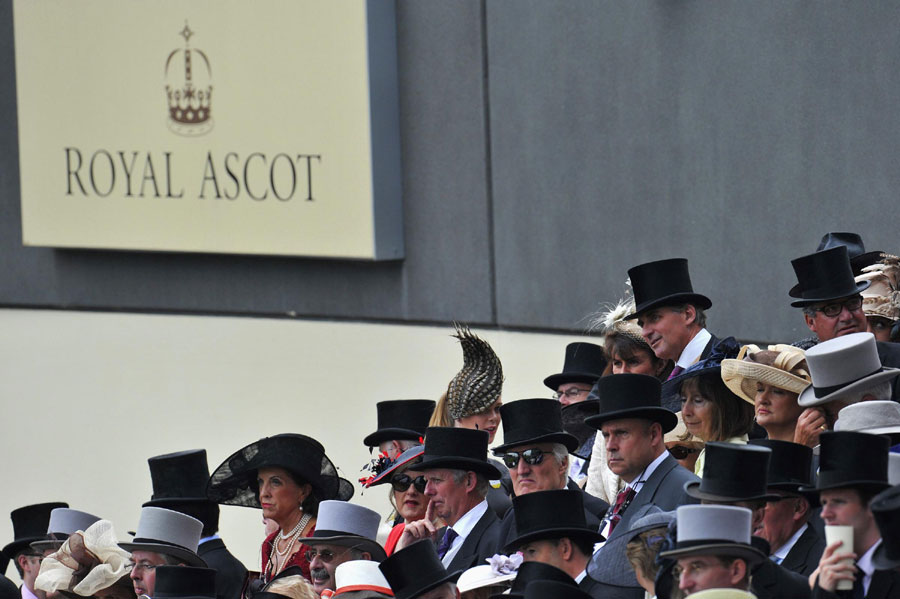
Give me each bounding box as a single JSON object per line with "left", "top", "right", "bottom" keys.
{"left": 835, "top": 400, "right": 900, "bottom": 443}
{"left": 118, "top": 507, "right": 206, "bottom": 567}
{"left": 299, "top": 500, "right": 386, "bottom": 561}
{"left": 797, "top": 332, "right": 900, "bottom": 407}
{"left": 31, "top": 508, "right": 102, "bottom": 552}
{"left": 659, "top": 505, "right": 766, "bottom": 566}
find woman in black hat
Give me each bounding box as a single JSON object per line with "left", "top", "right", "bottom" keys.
{"left": 207, "top": 434, "right": 353, "bottom": 584}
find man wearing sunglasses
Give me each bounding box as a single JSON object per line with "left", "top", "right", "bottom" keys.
{"left": 299, "top": 501, "right": 387, "bottom": 596}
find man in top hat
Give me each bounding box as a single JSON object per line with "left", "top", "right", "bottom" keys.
{"left": 379, "top": 540, "right": 462, "bottom": 599}
{"left": 870, "top": 484, "right": 900, "bottom": 573}
{"left": 396, "top": 427, "right": 503, "bottom": 571}
{"left": 299, "top": 500, "right": 387, "bottom": 596}
{"left": 2, "top": 502, "right": 67, "bottom": 599}
{"left": 748, "top": 440, "right": 824, "bottom": 577}
{"left": 503, "top": 490, "right": 605, "bottom": 598}
{"left": 584, "top": 374, "right": 699, "bottom": 595}
{"left": 119, "top": 506, "right": 207, "bottom": 598}
{"left": 150, "top": 565, "right": 217, "bottom": 599}
{"left": 492, "top": 399, "right": 609, "bottom": 547}
{"left": 683, "top": 442, "right": 812, "bottom": 599}
{"left": 805, "top": 431, "right": 899, "bottom": 599}
{"left": 796, "top": 332, "right": 900, "bottom": 430}
{"left": 816, "top": 232, "right": 884, "bottom": 277}
{"left": 500, "top": 561, "right": 578, "bottom": 599}
{"left": 145, "top": 450, "right": 247, "bottom": 599}
{"left": 789, "top": 246, "right": 900, "bottom": 388}
{"left": 364, "top": 400, "right": 435, "bottom": 461}
{"left": 30, "top": 508, "right": 100, "bottom": 555}
{"left": 327, "top": 561, "right": 394, "bottom": 599}
{"left": 661, "top": 505, "right": 766, "bottom": 596}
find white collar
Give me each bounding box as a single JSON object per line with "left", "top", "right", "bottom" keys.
{"left": 857, "top": 539, "right": 879, "bottom": 595}
{"left": 575, "top": 570, "right": 587, "bottom": 584}
{"left": 676, "top": 328, "right": 711, "bottom": 369}
{"left": 22, "top": 584, "right": 39, "bottom": 599}
{"left": 628, "top": 450, "right": 668, "bottom": 495}
{"left": 772, "top": 523, "right": 808, "bottom": 560}
{"left": 440, "top": 500, "right": 488, "bottom": 566}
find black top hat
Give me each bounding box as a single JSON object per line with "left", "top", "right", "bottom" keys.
{"left": 624, "top": 258, "right": 712, "bottom": 319}
{"left": 871, "top": 484, "right": 900, "bottom": 570}
{"left": 685, "top": 443, "right": 779, "bottom": 502}
{"left": 505, "top": 490, "right": 604, "bottom": 552}
{"left": 497, "top": 562, "right": 575, "bottom": 599}
{"left": 363, "top": 400, "right": 436, "bottom": 448}
{"left": 584, "top": 374, "right": 677, "bottom": 433}
{"left": 493, "top": 399, "right": 579, "bottom": 453}
{"left": 378, "top": 540, "right": 462, "bottom": 599}
{"left": 817, "top": 232, "right": 883, "bottom": 276}
{"left": 800, "top": 431, "right": 890, "bottom": 495}
{"left": 1, "top": 502, "right": 67, "bottom": 560}
{"left": 144, "top": 450, "right": 211, "bottom": 507}
{"left": 748, "top": 439, "right": 813, "bottom": 494}
{"left": 207, "top": 433, "right": 354, "bottom": 508}
{"left": 789, "top": 246, "right": 870, "bottom": 307}
{"left": 152, "top": 566, "right": 217, "bottom": 599}
{"left": 524, "top": 580, "right": 592, "bottom": 599}
{"left": 542, "top": 343, "right": 607, "bottom": 390}
{"left": 417, "top": 427, "right": 502, "bottom": 479}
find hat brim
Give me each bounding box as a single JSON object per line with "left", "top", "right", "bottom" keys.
{"left": 789, "top": 281, "right": 870, "bottom": 306}
{"left": 796, "top": 368, "right": 900, "bottom": 407}
{"left": 543, "top": 372, "right": 602, "bottom": 391}
{"left": 416, "top": 456, "right": 502, "bottom": 479}
{"left": 504, "top": 527, "right": 605, "bottom": 553}
{"left": 683, "top": 481, "right": 781, "bottom": 503}
{"left": 367, "top": 448, "right": 425, "bottom": 488}
{"left": 298, "top": 536, "right": 387, "bottom": 562}
{"left": 395, "top": 569, "right": 463, "bottom": 599}
{"left": 624, "top": 293, "right": 712, "bottom": 320}
{"left": 118, "top": 542, "right": 207, "bottom": 567}
{"left": 142, "top": 497, "right": 211, "bottom": 508}
{"left": 798, "top": 480, "right": 892, "bottom": 497}
{"left": 720, "top": 360, "right": 810, "bottom": 405}
{"left": 363, "top": 428, "right": 425, "bottom": 448}
{"left": 492, "top": 432, "right": 580, "bottom": 453}
{"left": 660, "top": 542, "right": 766, "bottom": 567}
{"left": 29, "top": 539, "right": 65, "bottom": 552}
{"left": 2, "top": 537, "right": 46, "bottom": 558}
{"left": 585, "top": 408, "right": 677, "bottom": 434}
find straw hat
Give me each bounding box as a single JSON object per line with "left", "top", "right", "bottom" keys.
{"left": 856, "top": 255, "right": 900, "bottom": 322}
{"left": 456, "top": 554, "right": 520, "bottom": 594}
{"left": 721, "top": 344, "right": 810, "bottom": 405}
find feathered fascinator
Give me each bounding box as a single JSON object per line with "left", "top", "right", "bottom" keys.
{"left": 856, "top": 254, "right": 900, "bottom": 322}
{"left": 589, "top": 279, "right": 646, "bottom": 345}
{"left": 446, "top": 324, "right": 504, "bottom": 420}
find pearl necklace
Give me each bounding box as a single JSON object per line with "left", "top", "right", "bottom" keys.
{"left": 277, "top": 513, "right": 308, "bottom": 542}
{"left": 271, "top": 512, "right": 312, "bottom": 561}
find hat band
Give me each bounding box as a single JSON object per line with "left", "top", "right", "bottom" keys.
{"left": 131, "top": 537, "right": 194, "bottom": 552}
{"left": 818, "top": 470, "right": 886, "bottom": 489}
{"left": 334, "top": 585, "right": 394, "bottom": 596}
{"left": 311, "top": 529, "right": 368, "bottom": 541}
{"left": 813, "top": 366, "right": 882, "bottom": 398}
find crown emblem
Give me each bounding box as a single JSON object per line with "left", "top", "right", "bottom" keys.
{"left": 165, "top": 22, "right": 213, "bottom": 136}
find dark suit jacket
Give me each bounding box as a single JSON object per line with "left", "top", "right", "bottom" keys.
{"left": 812, "top": 569, "right": 900, "bottom": 599}
{"left": 579, "top": 575, "right": 638, "bottom": 599}
{"left": 780, "top": 524, "right": 826, "bottom": 577}
{"left": 497, "top": 485, "right": 609, "bottom": 550}
{"left": 751, "top": 558, "right": 811, "bottom": 599}
{"left": 876, "top": 341, "right": 900, "bottom": 400}
{"left": 444, "top": 506, "right": 502, "bottom": 572}
{"left": 198, "top": 538, "right": 248, "bottom": 599}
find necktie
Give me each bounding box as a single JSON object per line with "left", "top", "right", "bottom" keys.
{"left": 852, "top": 563, "right": 864, "bottom": 599}
{"left": 770, "top": 555, "right": 783, "bottom": 565}
{"left": 607, "top": 486, "right": 636, "bottom": 535}
{"left": 667, "top": 365, "right": 684, "bottom": 380}
{"left": 436, "top": 527, "right": 458, "bottom": 559}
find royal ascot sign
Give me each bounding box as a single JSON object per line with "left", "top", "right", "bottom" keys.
{"left": 14, "top": 1, "right": 404, "bottom": 259}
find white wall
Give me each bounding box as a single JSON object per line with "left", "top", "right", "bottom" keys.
{"left": 0, "top": 308, "right": 594, "bottom": 579}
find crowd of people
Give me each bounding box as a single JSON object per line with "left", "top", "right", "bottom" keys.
{"left": 3, "top": 232, "right": 900, "bottom": 599}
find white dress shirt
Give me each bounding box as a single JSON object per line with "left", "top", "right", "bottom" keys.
{"left": 675, "top": 328, "right": 711, "bottom": 370}
{"left": 441, "top": 499, "right": 488, "bottom": 566}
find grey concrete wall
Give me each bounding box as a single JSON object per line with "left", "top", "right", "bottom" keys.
{"left": 2, "top": 1, "right": 900, "bottom": 342}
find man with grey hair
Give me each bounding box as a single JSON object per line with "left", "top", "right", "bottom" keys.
{"left": 491, "top": 399, "right": 609, "bottom": 547}
{"left": 396, "top": 427, "right": 502, "bottom": 571}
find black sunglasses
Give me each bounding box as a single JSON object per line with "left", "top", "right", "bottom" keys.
{"left": 667, "top": 445, "right": 700, "bottom": 460}
{"left": 390, "top": 474, "right": 427, "bottom": 493}
{"left": 499, "top": 448, "right": 546, "bottom": 469}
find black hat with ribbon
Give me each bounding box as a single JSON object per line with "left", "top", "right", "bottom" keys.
{"left": 378, "top": 540, "right": 461, "bottom": 599}
{"left": 543, "top": 342, "right": 607, "bottom": 390}
{"left": 493, "top": 399, "right": 579, "bottom": 453}
{"left": 504, "top": 490, "right": 605, "bottom": 552}
{"left": 624, "top": 258, "right": 712, "bottom": 319}
{"left": 684, "top": 442, "right": 780, "bottom": 502}
{"left": 584, "top": 374, "right": 677, "bottom": 433}
{"left": 800, "top": 431, "right": 890, "bottom": 495}
{"left": 789, "top": 246, "right": 870, "bottom": 307}
{"left": 363, "top": 400, "right": 435, "bottom": 448}
{"left": 417, "top": 427, "right": 501, "bottom": 479}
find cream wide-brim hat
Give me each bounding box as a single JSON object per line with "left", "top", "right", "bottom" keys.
{"left": 721, "top": 344, "right": 811, "bottom": 405}
{"left": 685, "top": 590, "right": 757, "bottom": 599}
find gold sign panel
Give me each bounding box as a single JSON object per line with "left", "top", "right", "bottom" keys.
{"left": 14, "top": 1, "right": 404, "bottom": 259}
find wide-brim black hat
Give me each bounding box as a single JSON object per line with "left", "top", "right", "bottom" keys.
{"left": 685, "top": 443, "right": 780, "bottom": 502}
{"left": 624, "top": 258, "right": 712, "bottom": 319}
{"left": 871, "top": 484, "right": 900, "bottom": 570}
{"left": 207, "top": 433, "right": 354, "bottom": 507}
{"left": 366, "top": 445, "right": 424, "bottom": 488}
{"left": 789, "top": 246, "right": 870, "bottom": 307}
{"left": 504, "top": 490, "right": 604, "bottom": 552}
{"left": 144, "top": 449, "right": 212, "bottom": 506}
{"left": 378, "top": 540, "right": 462, "bottom": 599}
{"left": 799, "top": 431, "right": 890, "bottom": 495}
{"left": 152, "top": 566, "right": 217, "bottom": 599}
{"left": 584, "top": 374, "right": 677, "bottom": 433}
{"left": 494, "top": 561, "right": 576, "bottom": 599}
{"left": 363, "top": 400, "right": 435, "bottom": 448}
{"left": 748, "top": 439, "right": 813, "bottom": 494}
{"left": 817, "top": 232, "right": 884, "bottom": 276}
{"left": 417, "top": 427, "right": 502, "bottom": 479}
{"left": 543, "top": 342, "right": 607, "bottom": 390}
{"left": 493, "top": 399, "right": 579, "bottom": 453}
{"left": 1, "top": 502, "right": 67, "bottom": 560}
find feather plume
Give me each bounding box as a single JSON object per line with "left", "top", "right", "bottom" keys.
{"left": 446, "top": 323, "right": 504, "bottom": 421}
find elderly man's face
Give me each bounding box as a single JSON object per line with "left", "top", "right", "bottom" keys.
{"left": 129, "top": 550, "right": 168, "bottom": 597}
{"left": 423, "top": 469, "right": 474, "bottom": 526}
{"left": 503, "top": 443, "right": 568, "bottom": 495}
{"left": 602, "top": 418, "right": 658, "bottom": 484}
{"left": 637, "top": 307, "right": 696, "bottom": 361}
{"left": 308, "top": 543, "right": 363, "bottom": 594}
{"left": 759, "top": 493, "right": 807, "bottom": 552}
{"left": 803, "top": 295, "right": 867, "bottom": 342}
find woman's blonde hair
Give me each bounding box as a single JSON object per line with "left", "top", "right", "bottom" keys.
{"left": 625, "top": 527, "right": 667, "bottom": 584}
{"left": 429, "top": 390, "right": 454, "bottom": 427}
{"left": 263, "top": 576, "right": 319, "bottom": 599}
